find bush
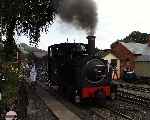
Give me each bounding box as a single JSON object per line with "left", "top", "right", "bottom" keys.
{"left": 0, "top": 63, "right": 20, "bottom": 112}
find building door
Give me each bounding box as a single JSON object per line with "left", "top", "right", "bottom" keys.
{"left": 111, "top": 59, "right": 119, "bottom": 80}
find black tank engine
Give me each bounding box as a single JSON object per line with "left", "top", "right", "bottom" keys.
{"left": 48, "top": 36, "right": 116, "bottom": 102}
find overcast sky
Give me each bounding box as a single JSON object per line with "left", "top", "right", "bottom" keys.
{"left": 16, "top": 0, "right": 150, "bottom": 50}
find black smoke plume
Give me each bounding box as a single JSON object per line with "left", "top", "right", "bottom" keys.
{"left": 57, "top": 0, "right": 98, "bottom": 35}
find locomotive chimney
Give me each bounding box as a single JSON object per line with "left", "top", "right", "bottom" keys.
{"left": 87, "top": 35, "right": 96, "bottom": 56}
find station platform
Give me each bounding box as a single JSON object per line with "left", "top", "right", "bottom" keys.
{"left": 36, "top": 84, "right": 81, "bottom": 120}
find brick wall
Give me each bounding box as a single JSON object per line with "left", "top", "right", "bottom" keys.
{"left": 111, "top": 42, "right": 137, "bottom": 78}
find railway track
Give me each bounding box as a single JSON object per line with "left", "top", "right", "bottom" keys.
{"left": 116, "top": 83, "right": 150, "bottom": 108}
{"left": 40, "top": 81, "right": 150, "bottom": 120}
{"left": 75, "top": 86, "right": 150, "bottom": 120}
{"left": 113, "top": 80, "right": 150, "bottom": 94}
{"left": 113, "top": 80, "right": 150, "bottom": 108}
{"left": 118, "top": 84, "right": 150, "bottom": 94}
{"left": 39, "top": 82, "right": 130, "bottom": 120}
{"left": 117, "top": 88, "right": 150, "bottom": 107}
{"left": 76, "top": 101, "right": 138, "bottom": 120}
{"left": 94, "top": 99, "right": 149, "bottom": 120}
{"left": 90, "top": 107, "right": 132, "bottom": 120}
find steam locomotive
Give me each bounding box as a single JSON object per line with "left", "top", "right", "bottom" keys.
{"left": 48, "top": 36, "right": 116, "bottom": 103}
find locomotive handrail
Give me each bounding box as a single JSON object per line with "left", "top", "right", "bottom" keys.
{"left": 96, "top": 65, "right": 105, "bottom": 67}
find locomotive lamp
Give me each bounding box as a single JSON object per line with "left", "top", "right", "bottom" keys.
{"left": 1, "top": 75, "right": 6, "bottom": 81}
{"left": 86, "top": 35, "right": 96, "bottom": 56}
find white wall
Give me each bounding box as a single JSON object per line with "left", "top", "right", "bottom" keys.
{"left": 102, "top": 53, "right": 120, "bottom": 79}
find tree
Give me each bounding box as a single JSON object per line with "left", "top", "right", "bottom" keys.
{"left": 120, "top": 31, "right": 149, "bottom": 44}
{"left": 0, "top": 0, "right": 59, "bottom": 44}
{"left": 0, "top": 0, "right": 60, "bottom": 62}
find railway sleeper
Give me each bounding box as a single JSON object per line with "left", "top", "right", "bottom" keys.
{"left": 117, "top": 92, "right": 150, "bottom": 107}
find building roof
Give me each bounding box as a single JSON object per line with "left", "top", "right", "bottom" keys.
{"left": 17, "top": 44, "right": 29, "bottom": 54}
{"left": 120, "top": 42, "right": 146, "bottom": 55}
{"left": 32, "top": 50, "right": 47, "bottom": 58}
{"left": 17, "top": 43, "right": 47, "bottom": 58}
{"left": 102, "top": 52, "right": 118, "bottom": 60}
{"left": 120, "top": 42, "right": 150, "bottom": 55}
{"left": 95, "top": 49, "right": 111, "bottom": 58}
{"left": 119, "top": 42, "right": 150, "bottom": 61}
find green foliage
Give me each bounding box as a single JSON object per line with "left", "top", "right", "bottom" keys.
{"left": 1, "top": 72, "right": 17, "bottom": 104}
{"left": 0, "top": 64, "right": 22, "bottom": 110}
{"left": 3, "top": 42, "right": 17, "bottom": 63}
{"left": 120, "top": 31, "right": 149, "bottom": 44}
{"left": 0, "top": 0, "right": 60, "bottom": 45}
{"left": 0, "top": 0, "right": 60, "bottom": 63}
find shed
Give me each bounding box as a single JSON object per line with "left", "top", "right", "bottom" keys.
{"left": 135, "top": 55, "right": 150, "bottom": 78}
{"left": 102, "top": 52, "right": 120, "bottom": 80}
{"left": 111, "top": 42, "right": 138, "bottom": 78}
{"left": 111, "top": 41, "right": 150, "bottom": 78}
